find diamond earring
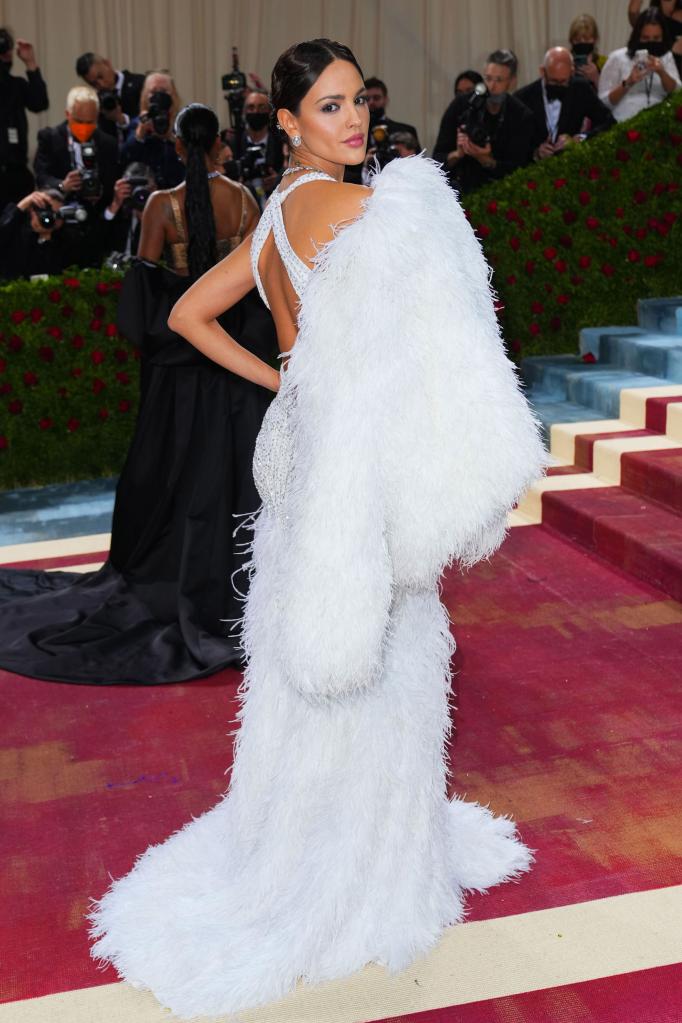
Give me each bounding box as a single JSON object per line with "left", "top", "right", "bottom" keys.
{"left": 291, "top": 134, "right": 302, "bottom": 147}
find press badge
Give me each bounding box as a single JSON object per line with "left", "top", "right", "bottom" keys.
{"left": 8, "top": 128, "right": 19, "bottom": 144}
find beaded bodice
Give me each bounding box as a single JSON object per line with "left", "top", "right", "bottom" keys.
{"left": 249, "top": 171, "right": 335, "bottom": 310}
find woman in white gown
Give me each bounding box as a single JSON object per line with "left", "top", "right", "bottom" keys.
{"left": 90, "top": 39, "right": 546, "bottom": 1019}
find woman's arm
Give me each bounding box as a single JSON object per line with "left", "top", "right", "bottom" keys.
{"left": 168, "top": 239, "right": 280, "bottom": 392}
{"left": 653, "top": 54, "right": 681, "bottom": 92}
{"left": 628, "top": 0, "right": 642, "bottom": 28}
{"left": 137, "top": 191, "right": 168, "bottom": 263}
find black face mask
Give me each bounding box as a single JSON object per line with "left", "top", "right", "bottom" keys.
{"left": 545, "top": 83, "right": 569, "bottom": 102}
{"left": 644, "top": 40, "right": 668, "bottom": 57}
{"left": 572, "top": 42, "right": 594, "bottom": 57}
{"left": 245, "top": 112, "right": 269, "bottom": 132}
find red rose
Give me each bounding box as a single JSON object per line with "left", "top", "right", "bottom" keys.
{"left": 509, "top": 235, "right": 521, "bottom": 251}
{"left": 8, "top": 399, "right": 23, "bottom": 414}
{"left": 0, "top": 359, "right": 5, "bottom": 374}
{"left": 587, "top": 166, "right": 600, "bottom": 180}
{"left": 511, "top": 339, "right": 522, "bottom": 354}
{"left": 63, "top": 276, "right": 81, "bottom": 288}
{"left": 615, "top": 149, "right": 630, "bottom": 162}
{"left": 46, "top": 325, "right": 63, "bottom": 340}
{"left": 578, "top": 191, "right": 591, "bottom": 206}
{"left": 118, "top": 399, "right": 131, "bottom": 413}
{"left": 626, "top": 129, "right": 641, "bottom": 142}
{"left": 615, "top": 207, "right": 625, "bottom": 219}
{"left": 67, "top": 417, "right": 80, "bottom": 432}
{"left": 477, "top": 224, "right": 491, "bottom": 238}
{"left": 549, "top": 316, "right": 562, "bottom": 331}
{"left": 563, "top": 210, "right": 577, "bottom": 224}
{"left": 608, "top": 237, "right": 618, "bottom": 249}
{"left": 543, "top": 246, "right": 557, "bottom": 260}
{"left": 30, "top": 307, "right": 44, "bottom": 323}
{"left": 505, "top": 208, "right": 520, "bottom": 223}
{"left": 554, "top": 259, "right": 568, "bottom": 273}
{"left": 585, "top": 216, "right": 600, "bottom": 229}
{"left": 622, "top": 224, "right": 633, "bottom": 235}
{"left": 627, "top": 249, "right": 640, "bottom": 262}
{"left": 531, "top": 300, "right": 544, "bottom": 314}
{"left": 71, "top": 335, "right": 85, "bottom": 350}
{"left": 559, "top": 234, "right": 573, "bottom": 249}
{"left": 92, "top": 377, "right": 106, "bottom": 395}
{"left": 663, "top": 212, "right": 677, "bottom": 224}
{"left": 38, "top": 345, "right": 55, "bottom": 362}
{"left": 10, "top": 310, "right": 27, "bottom": 324}
{"left": 601, "top": 263, "right": 615, "bottom": 277}
{"left": 570, "top": 275, "right": 584, "bottom": 286}
{"left": 8, "top": 335, "right": 23, "bottom": 352}
{"left": 635, "top": 227, "right": 647, "bottom": 239}
{"left": 633, "top": 189, "right": 647, "bottom": 205}
{"left": 506, "top": 274, "right": 517, "bottom": 285}
{"left": 531, "top": 227, "right": 542, "bottom": 242}
{"left": 48, "top": 289, "right": 61, "bottom": 303}
{"left": 652, "top": 182, "right": 666, "bottom": 196}
{"left": 582, "top": 352, "right": 596, "bottom": 363}
{"left": 526, "top": 180, "right": 537, "bottom": 190}
{"left": 524, "top": 259, "right": 535, "bottom": 275}
{"left": 553, "top": 178, "right": 568, "bottom": 189}
{"left": 39, "top": 417, "right": 54, "bottom": 430}
{"left": 557, "top": 294, "right": 570, "bottom": 305}
{"left": 670, "top": 132, "right": 682, "bottom": 147}
{"left": 539, "top": 204, "right": 551, "bottom": 213}
{"left": 487, "top": 200, "right": 498, "bottom": 214}
{"left": 90, "top": 319, "right": 103, "bottom": 332}
{"left": 91, "top": 349, "right": 105, "bottom": 365}
{"left": 529, "top": 321, "right": 540, "bottom": 336}
{"left": 61, "top": 304, "right": 74, "bottom": 318}
{"left": 71, "top": 367, "right": 83, "bottom": 378}
{"left": 105, "top": 323, "right": 118, "bottom": 338}
{"left": 23, "top": 371, "right": 39, "bottom": 387}
{"left": 98, "top": 407, "right": 110, "bottom": 420}
{"left": 111, "top": 280, "right": 123, "bottom": 291}
{"left": 0, "top": 436, "right": 8, "bottom": 450}
{"left": 0, "top": 383, "right": 12, "bottom": 395}
{"left": 644, "top": 254, "right": 663, "bottom": 267}
{"left": 95, "top": 282, "right": 109, "bottom": 296}
{"left": 93, "top": 303, "right": 106, "bottom": 318}
{"left": 114, "top": 348, "right": 129, "bottom": 363}
{"left": 115, "top": 371, "right": 130, "bottom": 385}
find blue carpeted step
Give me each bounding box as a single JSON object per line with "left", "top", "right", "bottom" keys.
{"left": 0, "top": 478, "right": 116, "bottom": 546}
{"left": 637, "top": 296, "right": 682, "bottom": 336}
{"left": 527, "top": 395, "right": 603, "bottom": 443}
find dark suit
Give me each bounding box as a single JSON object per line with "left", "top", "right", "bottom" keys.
{"left": 514, "top": 77, "right": 615, "bottom": 154}
{"left": 344, "top": 115, "right": 422, "bottom": 184}
{"left": 0, "top": 202, "right": 87, "bottom": 279}
{"left": 0, "top": 66, "right": 49, "bottom": 206}
{"left": 98, "top": 70, "right": 145, "bottom": 139}
{"left": 432, "top": 93, "right": 535, "bottom": 194}
{"left": 34, "top": 121, "right": 119, "bottom": 211}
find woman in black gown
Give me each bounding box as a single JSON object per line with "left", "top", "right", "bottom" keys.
{"left": 0, "top": 104, "right": 277, "bottom": 684}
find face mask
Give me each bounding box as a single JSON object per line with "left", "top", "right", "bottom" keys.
{"left": 572, "top": 42, "right": 594, "bottom": 56}
{"left": 545, "top": 83, "right": 568, "bottom": 102}
{"left": 245, "top": 112, "right": 269, "bottom": 131}
{"left": 486, "top": 91, "right": 507, "bottom": 107}
{"left": 644, "top": 40, "right": 667, "bottom": 57}
{"left": 70, "top": 120, "right": 97, "bottom": 143}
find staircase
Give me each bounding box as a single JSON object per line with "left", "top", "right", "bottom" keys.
{"left": 519, "top": 297, "right": 682, "bottom": 601}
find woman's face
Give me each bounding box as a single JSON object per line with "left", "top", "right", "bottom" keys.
{"left": 639, "top": 23, "right": 664, "bottom": 43}
{"left": 279, "top": 59, "right": 369, "bottom": 167}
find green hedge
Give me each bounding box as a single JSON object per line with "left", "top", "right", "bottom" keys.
{"left": 465, "top": 91, "right": 682, "bottom": 359}
{"left": 0, "top": 268, "right": 136, "bottom": 489}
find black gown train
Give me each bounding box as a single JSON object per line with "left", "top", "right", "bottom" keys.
{"left": 0, "top": 262, "right": 277, "bottom": 684}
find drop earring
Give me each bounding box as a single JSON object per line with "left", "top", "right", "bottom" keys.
{"left": 291, "top": 134, "right": 302, "bottom": 147}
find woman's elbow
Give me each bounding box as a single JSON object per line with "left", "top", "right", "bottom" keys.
{"left": 168, "top": 297, "right": 190, "bottom": 335}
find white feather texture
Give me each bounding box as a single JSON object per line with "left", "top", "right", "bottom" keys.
{"left": 89, "top": 155, "right": 544, "bottom": 1020}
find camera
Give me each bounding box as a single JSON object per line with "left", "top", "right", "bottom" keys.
{"left": 459, "top": 82, "right": 490, "bottom": 148}
{"left": 99, "top": 89, "right": 120, "bottom": 113}
{"left": 239, "top": 144, "right": 267, "bottom": 182}
{"left": 369, "top": 123, "right": 398, "bottom": 169}
{"left": 145, "top": 90, "right": 172, "bottom": 135}
{"left": 634, "top": 48, "right": 649, "bottom": 72}
{"left": 78, "top": 140, "right": 101, "bottom": 199}
{"left": 32, "top": 202, "right": 88, "bottom": 229}
{"left": 0, "top": 28, "right": 12, "bottom": 56}
{"left": 222, "top": 46, "right": 247, "bottom": 128}
{"left": 123, "top": 176, "right": 152, "bottom": 212}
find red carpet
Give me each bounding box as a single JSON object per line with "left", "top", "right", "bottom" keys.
{"left": 2, "top": 525, "right": 682, "bottom": 1013}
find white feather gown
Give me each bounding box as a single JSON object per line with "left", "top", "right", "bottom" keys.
{"left": 89, "top": 156, "right": 547, "bottom": 1019}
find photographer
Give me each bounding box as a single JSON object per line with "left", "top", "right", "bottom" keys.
{"left": 120, "top": 71, "right": 184, "bottom": 189}
{"left": 99, "top": 162, "right": 156, "bottom": 267}
{"left": 34, "top": 85, "right": 118, "bottom": 214}
{"left": 600, "top": 8, "right": 680, "bottom": 122}
{"left": 0, "top": 27, "right": 49, "bottom": 208}
{"left": 0, "top": 188, "right": 84, "bottom": 279}
{"left": 228, "top": 89, "right": 284, "bottom": 206}
{"left": 516, "top": 47, "right": 615, "bottom": 160}
{"left": 433, "top": 50, "right": 534, "bottom": 195}
{"left": 75, "top": 51, "right": 145, "bottom": 147}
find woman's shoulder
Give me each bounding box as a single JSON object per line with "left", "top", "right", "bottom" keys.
{"left": 605, "top": 46, "right": 629, "bottom": 63}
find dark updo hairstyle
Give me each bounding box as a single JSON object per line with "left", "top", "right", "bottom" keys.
{"left": 270, "top": 38, "right": 364, "bottom": 133}
{"left": 174, "top": 103, "right": 219, "bottom": 278}
{"left": 627, "top": 6, "right": 673, "bottom": 56}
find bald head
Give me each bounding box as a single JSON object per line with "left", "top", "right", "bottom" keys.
{"left": 542, "top": 46, "right": 574, "bottom": 82}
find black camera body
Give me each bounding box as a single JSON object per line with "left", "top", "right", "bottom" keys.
{"left": 33, "top": 202, "right": 88, "bottom": 229}
{"left": 99, "top": 89, "right": 120, "bottom": 112}
{"left": 123, "top": 175, "right": 152, "bottom": 212}
{"left": 369, "top": 123, "right": 398, "bottom": 169}
{"left": 144, "top": 90, "right": 172, "bottom": 135}
{"left": 239, "top": 144, "right": 267, "bottom": 182}
{"left": 78, "top": 140, "right": 101, "bottom": 199}
{"left": 223, "top": 46, "right": 247, "bottom": 129}
{"left": 459, "top": 83, "right": 490, "bottom": 148}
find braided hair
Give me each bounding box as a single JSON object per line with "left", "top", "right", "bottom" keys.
{"left": 174, "top": 103, "right": 219, "bottom": 278}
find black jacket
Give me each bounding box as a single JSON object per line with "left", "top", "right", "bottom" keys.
{"left": 514, "top": 77, "right": 615, "bottom": 153}
{"left": 0, "top": 67, "right": 49, "bottom": 167}
{"left": 0, "top": 202, "right": 85, "bottom": 279}
{"left": 34, "top": 121, "right": 119, "bottom": 209}
{"left": 432, "top": 93, "right": 535, "bottom": 194}
{"left": 98, "top": 70, "right": 146, "bottom": 139}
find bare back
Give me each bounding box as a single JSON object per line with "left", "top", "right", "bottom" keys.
{"left": 252, "top": 176, "right": 371, "bottom": 354}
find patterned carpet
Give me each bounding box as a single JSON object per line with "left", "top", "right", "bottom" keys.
{"left": 1, "top": 522, "right": 681, "bottom": 1021}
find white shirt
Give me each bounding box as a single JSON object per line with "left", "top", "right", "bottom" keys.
{"left": 599, "top": 46, "right": 681, "bottom": 122}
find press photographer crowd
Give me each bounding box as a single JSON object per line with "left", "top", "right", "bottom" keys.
{"left": 1, "top": 1, "right": 681, "bottom": 281}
